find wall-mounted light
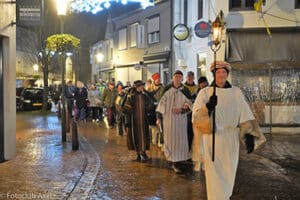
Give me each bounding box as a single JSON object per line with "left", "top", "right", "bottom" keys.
{"left": 96, "top": 53, "right": 104, "bottom": 63}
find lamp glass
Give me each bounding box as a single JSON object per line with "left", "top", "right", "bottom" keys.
{"left": 33, "top": 64, "right": 39, "bottom": 71}
{"left": 96, "top": 53, "right": 104, "bottom": 63}
{"left": 57, "top": 0, "right": 68, "bottom": 15}
{"left": 212, "top": 16, "right": 222, "bottom": 46}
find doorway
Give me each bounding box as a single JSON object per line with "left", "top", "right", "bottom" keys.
{"left": 0, "top": 37, "right": 4, "bottom": 162}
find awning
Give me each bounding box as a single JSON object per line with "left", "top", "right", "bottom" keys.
{"left": 227, "top": 29, "right": 300, "bottom": 62}
{"left": 143, "top": 51, "right": 170, "bottom": 62}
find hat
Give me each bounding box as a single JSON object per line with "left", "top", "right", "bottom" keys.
{"left": 210, "top": 61, "right": 232, "bottom": 72}
{"left": 133, "top": 80, "right": 145, "bottom": 87}
{"left": 152, "top": 73, "right": 160, "bottom": 81}
{"left": 116, "top": 81, "right": 123, "bottom": 87}
{"left": 198, "top": 76, "right": 208, "bottom": 84}
{"left": 173, "top": 70, "right": 183, "bottom": 76}
{"left": 187, "top": 71, "right": 194, "bottom": 76}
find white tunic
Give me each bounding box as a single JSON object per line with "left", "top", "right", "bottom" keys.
{"left": 156, "top": 86, "right": 192, "bottom": 162}
{"left": 192, "top": 86, "right": 254, "bottom": 200}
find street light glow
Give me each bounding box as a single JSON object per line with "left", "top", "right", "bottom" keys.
{"left": 211, "top": 16, "right": 222, "bottom": 46}
{"left": 57, "top": 0, "right": 68, "bottom": 15}
{"left": 70, "top": 0, "right": 154, "bottom": 14}
{"left": 96, "top": 53, "right": 104, "bottom": 63}
{"left": 33, "top": 64, "right": 39, "bottom": 71}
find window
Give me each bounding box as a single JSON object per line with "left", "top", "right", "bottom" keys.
{"left": 197, "top": 53, "right": 207, "bottom": 78}
{"left": 198, "top": 0, "right": 203, "bottom": 20}
{"left": 229, "top": 0, "right": 255, "bottom": 11}
{"left": 184, "top": 0, "right": 188, "bottom": 25}
{"left": 296, "top": 0, "right": 300, "bottom": 8}
{"left": 147, "top": 16, "right": 160, "bottom": 44}
{"left": 118, "top": 28, "right": 127, "bottom": 50}
{"left": 130, "top": 23, "right": 138, "bottom": 48}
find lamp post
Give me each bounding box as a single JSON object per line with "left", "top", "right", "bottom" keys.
{"left": 210, "top": 14, "right": 224, "bottom": 162}
{"left": 57, "top": 0, "right": 68, "bottom": 142}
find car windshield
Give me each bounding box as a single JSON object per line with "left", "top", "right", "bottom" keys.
{"left": 23, "top": 89, "right": 43, "bottom": 98}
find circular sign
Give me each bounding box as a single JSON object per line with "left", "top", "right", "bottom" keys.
{"left": 194, "top": 21, "right": 211, "bottom": 38}
{"left": 173, "top": 24, "right": 190, "bottom": 41}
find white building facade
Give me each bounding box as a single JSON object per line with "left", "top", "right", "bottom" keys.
{"left": 174, "top": 0, "right": 300, "bottom": 126}
{"left": 91, "top": 0, "right": 172, "bottom": 85}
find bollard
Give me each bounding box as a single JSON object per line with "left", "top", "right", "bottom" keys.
{"left": 72, "top": 120, "right": 79, "bottom": 150}
{"left": 66, "top": 109, "right": 70, "bottom": 133}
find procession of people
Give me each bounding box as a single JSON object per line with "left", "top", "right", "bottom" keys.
{"left": 59, "top": 61, "right": 266, "bottom": 200}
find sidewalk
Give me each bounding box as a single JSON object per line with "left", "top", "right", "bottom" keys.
{"left": 0, "top": 112, "right": 99, "bottom": 199}
{"left": 0, "top": 112, "right": 299, "bottom": 199}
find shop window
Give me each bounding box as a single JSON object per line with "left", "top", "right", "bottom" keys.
{"left": 229, "top": 0, "right": 255, "bottom": 11}
{"left": 296, "top": 0, "right": 300, "bottom": 8}
{"left": 197, "top": 53, "right": 207, "bottom": 77}
{"left": 184, "top": 0, "right": 188, "bottom": 25}
{"left": 198, "top": 0, "right": 203, "bottom": 20}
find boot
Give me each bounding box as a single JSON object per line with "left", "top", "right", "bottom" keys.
{"left": 140, "top": 151, "right": 151, "bottom": 162}
{"left": 172, "top": 162, "right": 182, "bottom": 174}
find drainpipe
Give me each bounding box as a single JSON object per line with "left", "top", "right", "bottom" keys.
{"left": 170, "top": 0, "right": 174, "bottom": 79}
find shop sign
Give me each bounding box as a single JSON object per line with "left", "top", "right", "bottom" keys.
{"left": 173, "top": 24, "right": 189, "bottom": 41}
{"left": 194, "top": 20, "right": 211, "bottom": 38}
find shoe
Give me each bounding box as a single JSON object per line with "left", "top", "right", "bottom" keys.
{"left": 194, "top": 162, "right": 200, "bottom": 172}
{"left": 172, "top": 163, "right": 182, "bottom": 174}
{"left": 134, "top": 154, "right": 141, "bottom": 162}
{"left": 140, "top": 153, "right": 151, "bottom": 162}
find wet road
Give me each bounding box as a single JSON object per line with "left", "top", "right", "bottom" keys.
{"left": 78, "top": 119, "right": 300, "bottom": 200}
{"left": 0, "top": 112, "right": 299, "bottom": 199}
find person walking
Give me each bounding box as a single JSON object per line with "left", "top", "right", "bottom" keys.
{"left": 115, "top": 81, "right": 126, "bottom": 136}
{"left": 102, "top": 81, "right": 117, "bottom": 128}
{"left": 192, "top": 76, "right": 209, "bottom": 172}
{"left": 192, "top": 61, "right": 266, "bottom": 200}
{"left": 197, "top": 76, "right": 209, "bottom": 94}
{"left": 65, "top": 81, "right": 76, "bottom": 117}
{"left": 88, "top": 83, "right": 101, "bottom": 122}
{"left": 74, "top": 81, "right": 88, "bottom": 122}
{"left": 156, "top": 70, "right": 193, "bottom": 173}
{"left": 184, "top": 71, "right": 198, "bottom": 151}
{"left": 123, "top": 80, "right": 155, "bottom": 162}
{"left": 148, "top": 73, "right": 164, "bottom": 148}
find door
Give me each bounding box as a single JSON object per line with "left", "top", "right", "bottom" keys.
{"left": 0, "top": 37, "right": 4, "bottom": 162}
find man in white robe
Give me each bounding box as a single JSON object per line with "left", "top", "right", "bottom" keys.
{"left": 156, "top": 70, "right": 193, "bottom": 173}
{"left": 192, "top": 61, "right": 266, "bottom": 200}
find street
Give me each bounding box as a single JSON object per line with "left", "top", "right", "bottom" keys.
{"left": 0, "top": 112, "right": 299, "bottom": 199}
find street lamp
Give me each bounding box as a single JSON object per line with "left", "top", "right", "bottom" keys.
{"left": 33, "top": 64, "right": 39, "bottom": 72}
{"left": 210, "top": 13, "right": 224, "bottom": 162}
{"left": 56, "top": 0, "right": 68, "bottom": 142}
{"left": 96, "top": 52, "right": 104, "bottom": 63}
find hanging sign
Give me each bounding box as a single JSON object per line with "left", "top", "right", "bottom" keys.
{"left": 17, "top": 0, "right": 44, "bottom": 27}
{"left": 194, "top": 20, "right": 211, "bottom": 38}
{"left": 173, "top": 24, "right": 189, "bottom": 41}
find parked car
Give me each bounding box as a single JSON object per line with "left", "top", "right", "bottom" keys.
{"left": 17, "top": 88, "right": 52, "bottom": 111}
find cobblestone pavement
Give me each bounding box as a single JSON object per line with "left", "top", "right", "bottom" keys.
{"left": 0, "top": 112, "right": 98, "bottom": 200}
{"left": 0, "top": 112, "right": 299, "bottom": 200}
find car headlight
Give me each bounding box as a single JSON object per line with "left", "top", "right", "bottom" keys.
{"left": 24, "top": 100, "right": 31, "bottom": 103}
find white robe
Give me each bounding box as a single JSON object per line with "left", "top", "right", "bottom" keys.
{"left": 192, "top": 86, "right": 255, "bottom": 200}
{"left": 156, "top": 86, "right": 192, "bottom": 162}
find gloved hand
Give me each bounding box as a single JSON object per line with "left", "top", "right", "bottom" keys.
{"left": 206, "top": 95, "right": 218, "bottom": 111}
{"left": 245, "top": 134, "right": 255, "bottom": 154}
